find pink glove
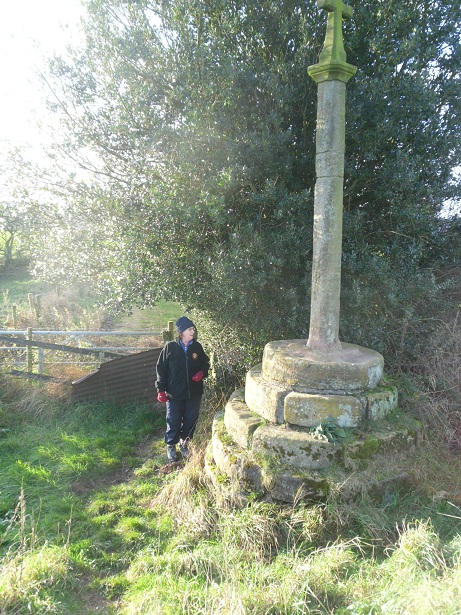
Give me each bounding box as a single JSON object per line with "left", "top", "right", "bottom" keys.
{"left": 157, "top": 391, "right": 168, "bottom": 402}
{"left": 192, "top": 370, "right": 204, "bottom": 382}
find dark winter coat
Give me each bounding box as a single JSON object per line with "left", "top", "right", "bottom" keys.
{"left": 155, "top": 338, "right": 210, "bottom": 399}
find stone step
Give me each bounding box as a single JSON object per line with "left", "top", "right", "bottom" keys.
{"left": 208, "top": 411, "right": 421, "bottom": 504}
{"left": 245, "top": 364, "right": 398, "bottom": 428}
{"left": 209, "top": 400, "right": 421, "bottom": 484}
{"left": 252, "top": 423, "right": 340, "bottom": 470}
{"left": 211, "top": 411, "right": 264, "bottom": 492}
{"left": 262, "top": 340, "right": 384, "bottom": 392}
{"left": 245, "top": 365, "right": 287, "bottom": 423}
{"left": 224, "top": 389, "right": 264, "bottom": 449}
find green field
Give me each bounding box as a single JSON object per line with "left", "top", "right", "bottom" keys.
{"left": 0, "top": 267, "right": 183, "bottom": 332}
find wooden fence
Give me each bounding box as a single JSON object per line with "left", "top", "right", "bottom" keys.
{"left": 0, "top": 326, "right": 174, "bottom": 376}
{"left": 0, "top": 322, "right": 181, "bottom": 404}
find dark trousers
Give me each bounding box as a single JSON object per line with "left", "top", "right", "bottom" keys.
{"left": 165, "top": 396, "right": 201, "bottom": 446}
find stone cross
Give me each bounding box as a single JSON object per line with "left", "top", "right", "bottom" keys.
{"left": 306, "top": 0, "right": 357, "bottom": 352}
{"left": 208, "top": 1, "right": 397, "bottom": 506}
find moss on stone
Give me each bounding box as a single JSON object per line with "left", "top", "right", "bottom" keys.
{"left": 355, "top": 435, "right": 381, "bottom": 459}
{"left": 219, "top": 429, "right": 237, "bottom": 448}
{"left": 359, "top": 407, "right": 421, "bottom": 434}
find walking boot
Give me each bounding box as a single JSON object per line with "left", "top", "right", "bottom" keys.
{"left": 179, "top": 439, "right": 191, "bottom": 460}
{"left": 166, "top": 444, "right": 179, "bottom": 462}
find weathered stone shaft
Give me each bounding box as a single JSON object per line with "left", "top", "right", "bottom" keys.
{"left": 307, "top": 79, "right": 347, "bottom": 351}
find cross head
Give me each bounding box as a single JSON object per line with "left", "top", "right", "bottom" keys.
{"left": 317, "top": 0, "right": 354, "bottom": 65}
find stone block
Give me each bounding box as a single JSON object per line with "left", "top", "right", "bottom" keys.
{"left": 366, "top": 386, "right": 398, "bottom": 420}
{"left": 224, "top": 395, "right": 264, "bottom": 450}
{"left": 284, "top": 391, "right": 364, "bottom": 428}
{"left": 342, "top": 420, "right": 422, "bottom": 469}
{"left": 228, "top": 388, "right": 245, "bottom": 403}
{"left": 265, "top": 471, "right": 329, "bottom": 503}
{"left": 245, "top": 365, "right": 287, "bottom": 423}
{"left": 251, "top": 424, "right": 341, "bottom": 470}
{"left": 333, "top": 469, "right": 413, "bottom": 504}
{"left": 370, "top": 425, "right": 421, "bottom": 453}
{"left": 262, "top": 340, "right": 384, "bottom": 392}
{"left": 211, "top": 413, "right": 264, "bottom": 492}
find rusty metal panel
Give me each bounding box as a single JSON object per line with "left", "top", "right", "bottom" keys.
{"left": 72, "top": 348, "right": 162, "bottom": 404}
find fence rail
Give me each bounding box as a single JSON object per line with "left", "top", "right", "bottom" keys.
{"left": 0, "top": 326, "right": 173, "bottom": 377}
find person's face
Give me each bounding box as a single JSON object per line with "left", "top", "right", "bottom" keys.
{"left": 181, "top": 326, "right": 195, "bottom": 344}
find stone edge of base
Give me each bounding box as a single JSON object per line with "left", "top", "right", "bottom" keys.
{"left": 204, "top": 441, "right": 254, "bottom": 507}
{"left": 208, "top": 412, "right": 329, "bottom": 503}
{"left": 222, "top": 392, "right": 420, "bottom": 472}
{"left": 209, "top": 411, "right": 421, "bottom": 504}
{"left": 245, "top": 363, "right": 398, "bottom": 426}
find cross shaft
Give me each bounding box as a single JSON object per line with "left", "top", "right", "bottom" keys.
{"left": 306, "top": 0, "right": 357, "bottom": 352}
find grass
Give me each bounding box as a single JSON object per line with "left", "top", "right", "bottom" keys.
{"left": 0, "top": 267, "right": 183, "bottom": 378}
{"left": 0, "top": 374, "right": 461, "bottom": 614}
{"left": 0, "top": 266, "right": 54, "bottom": 305}
{"left": 0, "top": 380, "right": 167, "bottom": 613}
{"left": 0, "top": 266, "right": 106, "bottom": 331}
{"left": 1, "top": 274, "right": 461, "bottom": 613}
{"left": 116, "top": 301, "right": 184, "bottom": 332}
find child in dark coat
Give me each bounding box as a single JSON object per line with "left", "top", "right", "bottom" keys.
{"left": 156, "top": 316, "right": 210, "bottom": 461}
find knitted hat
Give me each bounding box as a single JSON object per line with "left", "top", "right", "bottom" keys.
{"left": 175, "top": 316, "right": 195, "bottom": 335}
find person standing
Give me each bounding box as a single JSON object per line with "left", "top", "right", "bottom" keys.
{"left": 156, "top": 316, "right": 210, "bottom": 461}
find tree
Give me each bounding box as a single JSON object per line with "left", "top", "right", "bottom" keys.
{"left": 0, "top": 197, "right": 59, "bottom": 270}
{"left": 33, "top": 0, "right": 461, "bottom": 378}
{"left": 0, "top": 148, "right": 61, "bottom": 271}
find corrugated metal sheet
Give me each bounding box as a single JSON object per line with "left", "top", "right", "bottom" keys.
{"left": 72, "top": 347, "right": 162, "bottom": 405}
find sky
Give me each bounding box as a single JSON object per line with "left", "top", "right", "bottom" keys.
{"left": 0, "top": 0, "right": 84, "bottom": 153}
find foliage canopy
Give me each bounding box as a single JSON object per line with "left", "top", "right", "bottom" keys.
{"left": 32, "top": 0, "right": 461, "bottom": 377}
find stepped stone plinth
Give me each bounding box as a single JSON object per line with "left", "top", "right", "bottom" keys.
{"left": 244, "top": 340, "right": 395, "bottom": 430}
{"left": 206, "top": 339, "right": 419, "bottom": 503}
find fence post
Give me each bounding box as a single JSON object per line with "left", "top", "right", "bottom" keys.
{"left": 168, "top": 320, "right": 175, "bottom": 341}
{"left": 12, "top": 304, "right": 17, "bottom": 329}
{"left": 28, "top": 294, "right": 35, "bottom": 317}
{"left": 35, "top": 295, "right": 42, "bottom": 320}
{"left": 26, "top": 327, "right": 33, "bottom": 373}
{"left": 38, "top": 347, "right": 44, "bottom": 375}
{"left": 99, "top": 351, "right": 105, "bottom": 364}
